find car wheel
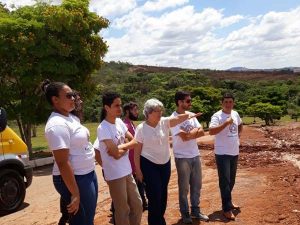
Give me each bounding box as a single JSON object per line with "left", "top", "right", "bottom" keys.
{"left": 0, "top": 169, "right": 26, "bottom": 213}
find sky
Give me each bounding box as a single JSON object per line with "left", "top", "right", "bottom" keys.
{"left": 1, "top": 0, "right": 300, "bottom": 70}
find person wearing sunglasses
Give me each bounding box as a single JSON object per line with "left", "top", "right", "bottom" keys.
{"left": 170, "top": 91, "right": 209, "bottom": 224}
{"left": 42, "top": 80, "right": 98, "bottom": 225}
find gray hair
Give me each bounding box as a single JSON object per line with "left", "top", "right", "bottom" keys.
{"left": 143, "top": 98, "right": 164, "bottom": 119}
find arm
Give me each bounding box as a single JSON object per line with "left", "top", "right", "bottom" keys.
{"left": 209, "top": 117, "right": 233, "bottom": 135}
{"left": 134, "top": 142, "right": 143, "bottom": 182}
{"left": 178, "top": 127, "right": 205, "bottom": 141}
{"left": 238, "top": 123, "right": 243, "bottom": 137}
{"left": 94, "top": 149, "right": 102, "bottom": 166}
{"left": 102, "top": 139, "right": 128, "bottom": 160}
{"left": 169, "top": 112, "right": 202, "bottom": 127}
{"left": 52, "top": 149, "right": 80, "bottom": 215}
{"left": 118, "top": 131, "right": 138, "bottom": 150}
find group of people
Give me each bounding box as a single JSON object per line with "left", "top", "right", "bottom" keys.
{"left": 42, "top": 80, "right": 243, "bottom": 225}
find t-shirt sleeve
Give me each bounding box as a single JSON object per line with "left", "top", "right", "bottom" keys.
{"left": 170, "top": 124, "right": 181, "bottom": 136}
{"left": 119, "top": 119, "right": 129, "bottom": 134}
{"left": 135, "top": 124, "right": 144, "bottom": 143}
{"left": 193, "top": 117, "right": 202, "bottom": 128}
{"left": 45, "top": 125, "right": 70, "bottom": 150}
{"left": 93, "top": 138, "right": 100, "bottom": 151}
{"left": 209, "top": 114, "right": 219, "bottom": 128}
{"left": 236, "top": 112, "right": 242, "bottom": 125}
{"left": 97, "top": 123, "right": 112, "bottom": 141}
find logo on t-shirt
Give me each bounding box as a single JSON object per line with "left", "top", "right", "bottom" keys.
{"left": 180, "top": 121, "right": 194, "bottom": 133}
{"left": 228, "top": 123, "right": 238, "bottom": 137}
{"left": 114, "top": 130, "right": 125, "bottom": 145}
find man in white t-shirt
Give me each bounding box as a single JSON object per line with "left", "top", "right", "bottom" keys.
{"left": 170, "top": 91, "right": 209, "bottom": 224}
{"left": 209, "top": 93, "right": 243, "bottom": 221}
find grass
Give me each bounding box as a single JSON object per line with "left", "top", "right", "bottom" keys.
{"left": 7, "top": 115, "right": 296, "bottom": 153}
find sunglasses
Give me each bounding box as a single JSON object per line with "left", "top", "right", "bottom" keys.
{"left": 65, "top": 92, "right": 76, "bottom": 99}
{"left": 185, "top": 99, "right": 192, "bottom": 103}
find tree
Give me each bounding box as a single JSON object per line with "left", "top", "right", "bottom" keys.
{"left": 0, "top": 0, "right": 109, "bottom": 156}
{"left": 247, "top": 103, "right": 283, "bottom": 125}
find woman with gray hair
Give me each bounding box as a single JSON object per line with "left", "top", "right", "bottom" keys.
{"left": 134, "top": 98, "right": 201, "bottom": 225}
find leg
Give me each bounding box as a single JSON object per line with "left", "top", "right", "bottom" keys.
{"left": 75, "top": 171, "right": 98, "bottom": 225}
{"left": 159, "top": 159, "right": 171, "bottom": 225}
{"left": 229, "top": 155, "right": 239, "bottom": 208}
{"left": 59, "top": 197, "right": 70, "bottom": 225}
{"left": 135, "top": 176, "right": 148, "bottom": 210}
{"left": 107, "top": 176, "right": 130, "bottom": 225}
{"left": 215, "top": 154, "right": 232, "bottom": 213}
{"left": 175, "top": 158, "right": 191, "bottom": 216}
{"left": 141, "top": 156, "right": 163, "bottom": 225}
{"left": 126, "top": 175, "right": 143, "bottom": 225}
{"left": 190, "top": 156, "right": 201, "bottom": 214}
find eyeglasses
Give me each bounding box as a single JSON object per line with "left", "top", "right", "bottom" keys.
{"left": 65, "top": 92, "right": 76, "bottom": 99}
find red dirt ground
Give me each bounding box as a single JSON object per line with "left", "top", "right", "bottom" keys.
{"left": 94, "top": 123, "right": 300, "bottom": 225}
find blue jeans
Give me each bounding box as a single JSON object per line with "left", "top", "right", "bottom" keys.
{"left": 141, "top": 156, "right": 171, "bottom": 225}
{"left": 53, "top": 171, "right": 98, "bottom": 225}
{"left": 175, "top": 156, "right": 202, "bottom": 215}
{"left": 215, "top": 154, "right": 238, "bottom": 212}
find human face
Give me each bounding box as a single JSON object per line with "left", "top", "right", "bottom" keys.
{"left": 180, "top": 96, "right": 192, "bottom": 110}
{"left": 74, "top": 95, "right": 83, "bottom": 111}
{"left": 53, "top": 86, "right": 75, "bottom": 115}
{"left": 148, "top": 107, "right": 163, "bottom": 124}
{"left": 129, "top": 106, "right": 139, "bottom": 121}
{"left": 222, "top": 98, "right": 234, "bottom": 114}
{"left": 105, "top": 97, "right": 122, "bottom": 118}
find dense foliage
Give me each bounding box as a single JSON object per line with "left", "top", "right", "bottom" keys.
{"left": 85, "top": 62, "right": 300, "bottom": 126}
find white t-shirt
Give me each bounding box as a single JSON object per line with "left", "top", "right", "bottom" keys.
{"left": 209, "top": 110, "right": 242, "bottom": 156}
{"left": 45, "top": 112, "right": 95, "bottom": 175}
{"left": 170, "top": 111, "right": 201, "bottom": 158}
{"left": 135, "top": 117, "right": 171, "bottom": 164}
{"left": 97, "top": 118, "right": 132, "bottom": 181}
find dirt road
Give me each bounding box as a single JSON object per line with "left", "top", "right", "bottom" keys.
{"left": 1, "top": 124, "right": 300, "bottom": 225}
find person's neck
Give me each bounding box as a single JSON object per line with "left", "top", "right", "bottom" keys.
{"left": 105, "top": 115, "right": 116, "bottom": 124}
{"left": 125, "top": 116, "right": 132, "bottom": 123}
{"left": 54, "top": 109, "right": 69, "bottom": 117}
{"left": 146, "top": 119, "right": 158, "bottom": 128}
{"left": 222, "top": 109, "right": 232, "bottom": 114}
{"left": 176, "top": 107, "right": 185, "bottom": 114}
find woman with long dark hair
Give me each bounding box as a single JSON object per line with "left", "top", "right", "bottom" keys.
{"left": 42, "top": 80, "right": 97, "bottom": 225}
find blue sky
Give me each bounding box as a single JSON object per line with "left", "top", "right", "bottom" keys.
{"left": 1, "top": 0, "right": 300, "bottom": 69}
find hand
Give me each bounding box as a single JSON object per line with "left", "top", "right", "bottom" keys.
{"left": 67, "top": 193, "right": 80, "bottom": 215}
{"left": 135, "top": 169, "right": 143, "bottom": 183}
{"left": 225, "top": 117, "right": 233, "bottom": 125}
{"left": 189, "top": 112, "right": 202, "bottom": 119}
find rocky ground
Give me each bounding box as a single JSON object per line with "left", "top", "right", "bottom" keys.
{"left": 1, "top": 123, "right": 299, "bottom": 225}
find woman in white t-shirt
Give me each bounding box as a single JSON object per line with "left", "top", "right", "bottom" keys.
{"left": 96, "top": 92, "right": 142, "bottom": 225}
{"left": 43, "top": 80, "right": 97, "bottom": 225}
{"left": 134, "top": 98, "right": 200, "bottom": 225}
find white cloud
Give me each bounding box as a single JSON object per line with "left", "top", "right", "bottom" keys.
{"left": 89, "top": 0, "right": 137, "bottom": 18}
{"left": 142, "top": 0, "right": 188, "bottom": 12}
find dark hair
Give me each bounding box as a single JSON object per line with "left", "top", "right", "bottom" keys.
{"left": 175, "top": 91, "right": 191, "bottom": 106}
{"left": 123, "top": 101, "right": 138, "bottom": 116}
{"left": 100, "top": 92, "right": 121, "bottom": 122}
{"left": 70, "top": 90, "right": 83, "bottom": 121}
{"left": 41, "top": 79, "right": 67, "bottom": 106}
{"left": 222, "top": 92, "right": 235, "bottom": 102}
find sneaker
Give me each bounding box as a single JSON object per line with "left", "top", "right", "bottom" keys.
{"left": 181, "top": 213, "right": 193, "bottom": 224}
{"left": 191, "top": 212, "right": 209, "bottom": 221}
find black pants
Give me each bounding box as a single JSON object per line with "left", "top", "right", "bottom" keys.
{"left": 141, "top": 156, "right": 171, "bottom": 225}
{"left": 215, "top": 154, "right": 238, "bottom": 212}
